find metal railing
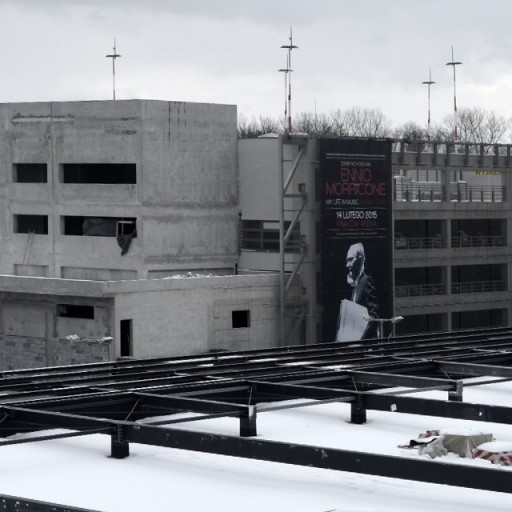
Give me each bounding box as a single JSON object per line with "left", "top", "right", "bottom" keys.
{"left": 394, "top": 183, "right": 443, "bottom": 202}
{"left": 449, "top": 184, "right": 504, "bottom": 202}
{"left": 395, "top": 284, "right": 446, "bottom": 298}
{"left": 395, "top": 235, "right": 505, "bottom": 250}
{"left": 396, "top": 280, "right": 506, "bottom": 297}
{"left": 395, "top": 236, "right": 444, "bottom": 250}
{"left": 451, "top": 235, "right": 505, "bottom": 248}
{"left": 394, "top": 183, "right": 504, "bottom": 203}
{"left": 451, "top": 281, "right": 506, "bottom": 294}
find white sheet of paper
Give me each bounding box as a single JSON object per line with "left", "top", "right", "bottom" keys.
{"left": 336, "top": 299, "right": 369, "bottom": 342}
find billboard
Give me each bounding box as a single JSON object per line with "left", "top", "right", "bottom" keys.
{"left": 319, "top": 138, "right": 393, "bottom": 342}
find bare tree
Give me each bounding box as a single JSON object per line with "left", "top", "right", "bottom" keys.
{"left": 327, "top": 109, "right": 349, "bottom": 136}
{"left": 238, "top": 114, "right": 281, "bottom": 139}
{"left": 294, "top": 111, "right": 338, "bottom": 136}
{"left": 393, "top": 121, "right": 427, "bottom": 142}
{"left": 238, "top": 106, "right": 512, "bottom": 144}
{"left": 341, "top": 107, "right": 392, "bottom": 137}
{"left": 443, "top": 107, "right": 510, "bottom": 145}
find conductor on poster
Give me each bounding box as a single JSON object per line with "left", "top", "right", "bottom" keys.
{"left": 336, "top": 242, "right": 381, "bottom": 341}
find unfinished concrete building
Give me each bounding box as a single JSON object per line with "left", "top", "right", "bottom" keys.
{"left": 0, "top": 100, "right": 294, "bottom": 369}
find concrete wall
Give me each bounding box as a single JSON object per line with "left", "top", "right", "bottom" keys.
{"left": 0, "top": 100, "right": 239, "bottom": 280}
{"left": 0, "top": 272, "right": 291, "bottom": 368}
{"left": 238, "top": 136, "right": 321, "bottom": 344}
{"left": 110, "top": 273, "right": 285, "bottom": 358}
{"left": 0, "top": 335, "right": 112, "bottom": 371}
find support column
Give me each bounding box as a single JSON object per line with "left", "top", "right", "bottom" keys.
{"left": 240, "top": 405, "right": 257, "bottom": 437}
{"left": 111, "top": 425, "right": 130, "bottom": 458}
{"left": 448, "top": 380, "right": 464, "bottom": 402}
{"left": 350, "top": 395, "right": 367, "bottom": 424}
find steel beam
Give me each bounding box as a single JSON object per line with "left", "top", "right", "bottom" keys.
{"left": 363, "top": 393, "right": 512, "bottom": 424}
{"left": 0, "top": 494, "right": 101, "bottom": 512}
{"left": 437, "top": 360, "right": 512, "bottom": 379}
{"left": 122, "top": 423, "right": 512, "bottom": 494}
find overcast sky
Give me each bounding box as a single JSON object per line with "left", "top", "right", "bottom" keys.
{"left": 1, "top": 0, "right": 512, "bottom": 128}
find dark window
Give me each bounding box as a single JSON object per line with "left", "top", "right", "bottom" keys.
{"left": 57, "top": 304, "right": 94, "bottom": 319}
{"left": 241, "top": 220, "right": 300, "bottom": 253}
{"left": 14, "top": 163, "right": 48, "bottom": 183}
{"left": 14, "top": 214, "right": 48, "bottom": 234}
{"left": 62, "top": 164, "right": 136, "bottom": 184}
{"left": 232, "top": 310, "right": 250, "bottom": 328}
{"left": 120, "top": 319, "right": 133, "bottom": 357}
{"left": 63, "top": 216, "right": 137, "bottom": 237}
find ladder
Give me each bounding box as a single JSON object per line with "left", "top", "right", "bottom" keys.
{"left": 22, "top": 231, "right": 35, "bottom": 267}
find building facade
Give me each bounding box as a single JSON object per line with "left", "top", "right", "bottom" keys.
{"left": 238, "top": 135, "right": 512, "bottom": 344}
{"left": 1, "top": 100, "right": 510, "bottom": 369}
{"left": 0, "top": 100, "right": 298, "bottom": 369}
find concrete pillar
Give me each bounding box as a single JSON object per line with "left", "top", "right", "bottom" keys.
{"left": 448, "top": 381, "right": 463, "bottom": 402}
{"left": 350, "top": 395, "right": 367, "bottom": 424}
{"left": 240, "top": 405, "right": 257, "bottom": 437}
{"left": 111, "top": 425, "right": 130, "bottom": 458}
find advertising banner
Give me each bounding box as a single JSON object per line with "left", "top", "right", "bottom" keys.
{"left": 319, "top": 138, "right": 393, "bottom": 342}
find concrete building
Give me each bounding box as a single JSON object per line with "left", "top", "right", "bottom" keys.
{"left": 2, "top": 99, "right": 510, "bottom": 369}
{"left": 0, "top": 100, "right": 298, "bottom": 369}
{"left": 238, "top": 135, "right": 512, "bottom": 344}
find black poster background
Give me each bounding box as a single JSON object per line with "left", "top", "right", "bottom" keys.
{"left": 319, "top": 138, "right": 393, "bottom": 342}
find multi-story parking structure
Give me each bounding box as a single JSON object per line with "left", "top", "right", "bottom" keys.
{"left": 239, "top": 135, "right": 512, "bottom": 343}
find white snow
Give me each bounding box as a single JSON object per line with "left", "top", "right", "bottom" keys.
{"left": 477, "top": 441, "right": 512, "bottom": 452}
{"left": 2, "top": 381, "right": 512, "bottom": 511}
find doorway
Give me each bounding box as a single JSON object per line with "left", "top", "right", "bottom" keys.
{"left": 120, "top": 319, "right": 133, "bottom": 357}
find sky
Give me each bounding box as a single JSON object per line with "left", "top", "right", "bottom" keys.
{"left": 1, "top": 0, "right": 512, "bottom": 129}
{"left": 2, "top": 381, "right": 512, "bottom": 511}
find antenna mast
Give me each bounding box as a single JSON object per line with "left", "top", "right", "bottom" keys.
{"left": 422, "top": 68, "right": 435, "bottom": 140}
{"left": 106, "top": 38, "right": 122, "bottom": 100}
{"left": 446, "top": 46, "right": 462, "bottom": 140}
{"left": 278, "top": 55, "right": 290, "bottom": 133}
{"left": 280, "top": 28, "right": 298, "bottom": 133}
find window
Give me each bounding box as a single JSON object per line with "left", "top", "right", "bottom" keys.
{"left": 57, "top": 304, "right": 94, "bottom": 319}
{"left": 241, "top": 220, "right": 300, "bottom": 252}
{"left": 14, "top": 214, "right": 48, "bottom": 234}
{"left": 13, "top": 163, "right": 48, "bottom": 183}
{"left": 232, "top": 310, "right": 250, "bottom": 328}
{"left": 62, "top": 163, "right": 136, "bottom": 184}
{"left": 62, "top": 216, "right": 137, "bottom": 237}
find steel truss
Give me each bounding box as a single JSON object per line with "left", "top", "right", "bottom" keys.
{"left": 2, "top": 328, "right": 512, "bottom": 495}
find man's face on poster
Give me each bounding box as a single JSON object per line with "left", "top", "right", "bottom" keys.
{"left": 346, "top": 245, "right": 363, "bottom": 286}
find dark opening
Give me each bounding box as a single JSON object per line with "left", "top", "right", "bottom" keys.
{"left": 62, "top": 164, "right": 136, "bottom": 184}
{"left": 120, "top": 319, "right": 133, "bottom": 357}
{"left": 14, "top": 163, "right": 48, "bottom": 183}
{"left": 241, "top": 219, "right": 300, "bottom": 253}
{"left": 57, "top": 304, "right": 95, "bottom": 319}
{"left": 232, "top": 310, "right": 250, "bottom": 328}
{"left": 63, "top": 216, "right": 137, "bottom": 237}
{"left": 14, "top": 214, "right": 48, "bottom": 234}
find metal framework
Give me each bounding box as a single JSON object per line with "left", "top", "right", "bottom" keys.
{"left": 3, "top": 328, "right": 512, "bottom": 497}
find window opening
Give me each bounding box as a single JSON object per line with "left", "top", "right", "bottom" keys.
{"left": 120, "top": 319, "right": 133, "bottom": 357}
{"left": 63, "top": 216, "right": 136, "bottom": 237}
{"left": 57, "top": 304, "right": 95, "bottom": 319}
{"left": 241, "top": 219, "right": 300, "bottom": 252}
{"left": 232, "top": 310, "right": 250, "bottom": 328}
{"left": 62, "top": 216, "right": 137, "bottom": 255}
{"left": 14, "top": 163, "right": 48, "bottom": 183}
{"left": 14, "top": 215, "right": 48, "bottom": 234}
{"left": 62, "top": 163, "right": 136, "bottom": 184}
